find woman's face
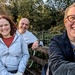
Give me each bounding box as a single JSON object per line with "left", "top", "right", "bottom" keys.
{"left": 0, "top": 18, "right": 11, "bottom": 38}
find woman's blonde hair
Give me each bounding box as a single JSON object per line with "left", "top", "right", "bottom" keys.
{"left": 64, "top": 3, "right": 75, "bottom": 19}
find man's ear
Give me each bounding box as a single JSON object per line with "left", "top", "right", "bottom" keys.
{"left": 64, "top": 18, "right": 67, "bottom": 26}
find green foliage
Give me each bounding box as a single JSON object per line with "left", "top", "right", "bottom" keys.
{"left": 46, "top": 0, "right": 75, "bottom": 11}
{"left": 49, "top": 24, "right": 65, "bottom": 33}
{"left": 6, "top": 0, "right": 62, "bottom": 31}
{"left": 0, "top": 0, "right": 72, "bottom": 31}
{"left": 32, "top": 24, "right": 65, "bottom": 46}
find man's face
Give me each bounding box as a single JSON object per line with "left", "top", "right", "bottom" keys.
{"left": 18, "top": 18, "right": 29, "bottom": 34}
{"left": 64, "top": 7, "right": 75, "bottom": 39}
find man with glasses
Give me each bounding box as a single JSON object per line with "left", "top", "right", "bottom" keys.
{"left": 48, "top": 3, "right": 75, "bottom": 75}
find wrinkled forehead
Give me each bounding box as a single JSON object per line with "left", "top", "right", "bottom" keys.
{"left": 19, "top": 18, "right": 29, "bottom": 24}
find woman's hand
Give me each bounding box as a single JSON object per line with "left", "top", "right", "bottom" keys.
{"left": 15, "top": 72, "right": 23, "bottom": 75}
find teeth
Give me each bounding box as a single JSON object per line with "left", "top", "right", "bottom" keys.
{"left": 3, "top": 30, "right": 7, "bottom": 31}
{"left": 73, "top": 28, "right": 75, "bottom": 30}
{"left": 2, "top": 31, "right": 8, "bottom": 33}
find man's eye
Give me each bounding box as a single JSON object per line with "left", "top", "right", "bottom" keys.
{"left": 0, "top": 25, "right": 3, "bottom": 27}
{"left": 21, "top": 23, "right": 24, "bottom": 25}
{"left": 26, "top": 24, "right": 28, "bottom": 26}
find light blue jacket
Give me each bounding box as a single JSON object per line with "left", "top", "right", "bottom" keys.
{"left": 0, "top": 33, "right": 30, "bottom": 75}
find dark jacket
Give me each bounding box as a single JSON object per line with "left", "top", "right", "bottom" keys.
{"left": 48, "top": 31, "right": 75, "bottom": 75}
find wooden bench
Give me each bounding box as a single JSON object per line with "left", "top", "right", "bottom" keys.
{"left": 24, "top": 46, "right": 49, "bottom": 75}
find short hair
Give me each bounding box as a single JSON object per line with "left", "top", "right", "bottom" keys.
{"left": 64, "top": 3, "right": 75, "bottom": 19}
{"left": 0, "top": 15, "right": 17, "bottom": 37}
{"left": 19, "top": 18, "right": 30, "bottom": 24}
{"left": 17, "top": 18, "right": 30, "bottom": 29}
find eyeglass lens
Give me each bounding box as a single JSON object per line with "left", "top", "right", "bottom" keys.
{"left": 67, "top": 15, "right": 75, "bottom": 23}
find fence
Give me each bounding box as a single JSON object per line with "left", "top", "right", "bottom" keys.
{"left": 24, "top": 31, "right": 62, "bottom": 75}
{"left": 24, "top": 46, "right": 49, "bottom": 75}
{"left": 32, "top": 31, "right": 62, "bottom": 46}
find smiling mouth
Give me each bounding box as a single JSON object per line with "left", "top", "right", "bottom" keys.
{"left": 2, "top": 30, "right": 8, "bottom": 32}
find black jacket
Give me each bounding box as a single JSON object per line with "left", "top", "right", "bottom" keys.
{"left": 48, "top": 31, "right": 75, "bottom": 75}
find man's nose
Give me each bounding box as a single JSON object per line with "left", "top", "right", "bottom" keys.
{"left": 23, "top": 24, "right": 26, "bottom": 27}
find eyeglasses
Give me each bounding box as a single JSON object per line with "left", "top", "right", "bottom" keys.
{"left": 67, "top": 15, "right": 75, "bottom": 23}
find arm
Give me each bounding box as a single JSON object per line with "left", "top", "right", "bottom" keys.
{"left": 17, "top": 37, "right": 30, "bottom": 73}
{"left": 26, "top": 31, "right": 43, "bottom": 49}
{"left": 48, "top": 40, "right": 75, "bottom": 75}
{"left": 31, "top": 40, "right": 39, "bottom": 50}
{"left": 29, "top": 32, "right": 43, "bottom": 49}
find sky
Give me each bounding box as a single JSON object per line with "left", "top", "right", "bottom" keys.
{"left": 43, "top": 0, "right": 47, "bottom": 3}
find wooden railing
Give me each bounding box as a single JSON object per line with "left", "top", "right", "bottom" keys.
{"left": 24, "top": 46, "right": 49, "bottom": 75}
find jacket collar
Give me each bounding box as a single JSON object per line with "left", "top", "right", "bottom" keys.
{"left": 62, "top": 31, "right": 74, "bottom": 61}
{"left": 0, "top": 33, "right": 19, "bottom": 44}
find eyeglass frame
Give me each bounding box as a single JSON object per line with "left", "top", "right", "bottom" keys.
{"left": 67, "top": 15, "right": 75, "bottom": 23}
